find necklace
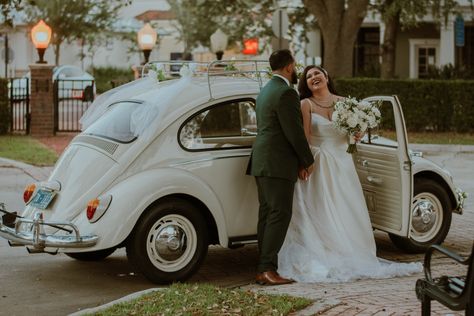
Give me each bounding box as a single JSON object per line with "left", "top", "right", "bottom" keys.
{"left": 310, "top": 96, "right": 334, "bottom": 109}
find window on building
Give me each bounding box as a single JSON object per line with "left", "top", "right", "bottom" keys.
{"left": 353, "top": 27, "right": 380, "bottom": 77}
{"left": 461, "top": 25, "right": 474, "bottom": 70}
{"left": 417, "top": 47, "right": 436, "bottom": 78}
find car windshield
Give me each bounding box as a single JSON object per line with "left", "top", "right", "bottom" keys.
{"left": 84, "top": 100, "right": 143, "bottom": 143}
{"left": 56, "top": 66, "right": 84, "bottom": 78}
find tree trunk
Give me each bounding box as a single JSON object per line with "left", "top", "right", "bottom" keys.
{"left": 54, "top": 41, "right": 61, "bottom": 66}
{"left": 303, "top": 0, "right": 369, "bottom": 78}
{"left": 380, "top": 10, "right": 400, "bottom": 78}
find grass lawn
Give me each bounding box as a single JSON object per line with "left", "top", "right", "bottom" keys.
{"left": 380, "top": 131, "right": 474, "bottom": 145}
{"left": 91, "top": 283, "right": 312, "bottom": 316}
{"left": 0, "top": 135, "right": 58, "bottom": 166}
{"left": 406, "top": 132, "right": 474, "bottom": 145}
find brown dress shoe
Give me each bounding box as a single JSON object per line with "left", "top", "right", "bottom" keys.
{"left": 256, "top": 271, "right": 295, "bottom": 285}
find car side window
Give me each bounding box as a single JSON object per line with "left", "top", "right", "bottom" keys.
{"left": 179, "top": 99, "right": 257, "bottom": 151}
{"left": 361, "top": 99, "right": 399, "bottom": 148}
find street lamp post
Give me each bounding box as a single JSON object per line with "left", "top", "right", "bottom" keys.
{"left": 137, "top": 23, "right": 157, "bottom": 65}
{"left": 31, "top": 20, "right": 52, "bottom": 64}
{"left": 210, "top": 29, "right": 228, "bottom": 60}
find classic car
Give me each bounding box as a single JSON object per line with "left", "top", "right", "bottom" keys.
{"left": 0, "top": 60, "right": 465, "bottom": 284}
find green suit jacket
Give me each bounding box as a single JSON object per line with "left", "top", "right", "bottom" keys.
{"left": 248, "top": 76, "right": 314, "bottom": 182}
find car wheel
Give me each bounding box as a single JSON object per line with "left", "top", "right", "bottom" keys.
{"left": 83, "top": 85, "right": 94, "bottom": 102}
{"left": 389, "top": 178, "right": 452, "bottom": 253}
{"left": 126, "top": 198, "right": 208, "bottom": 284}
{"left": 65, "top": 247, "right": 116, "bottom": 261}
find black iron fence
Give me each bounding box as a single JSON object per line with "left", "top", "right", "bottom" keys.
{"left": 54, "top": 79, "right": 95, "bottom": 132}
{"left": 9, "top": 77, "right": 30, "bottom": 133}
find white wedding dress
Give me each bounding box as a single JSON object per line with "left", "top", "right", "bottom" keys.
{"left": 278, "top": 113, "right": 422, "bottom": 283}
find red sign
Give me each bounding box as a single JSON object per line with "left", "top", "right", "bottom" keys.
{"left": 242, "top": 38, "right": 258, "bottom": 55}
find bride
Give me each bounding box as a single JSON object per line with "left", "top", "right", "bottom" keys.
{"left": 278, "top": 65, "right": 422, "bottom": 283}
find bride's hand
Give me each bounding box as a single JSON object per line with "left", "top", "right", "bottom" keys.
{"left": 354, "top": 131, "right": 364, "bottom": 142}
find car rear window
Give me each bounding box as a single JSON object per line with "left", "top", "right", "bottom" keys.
{"left": 84, "top": 100, "right": 143, "bottom": 143}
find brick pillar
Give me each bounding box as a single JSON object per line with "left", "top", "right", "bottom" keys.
{"left": 29, "top": 64, "right": 55, "bottom": 137}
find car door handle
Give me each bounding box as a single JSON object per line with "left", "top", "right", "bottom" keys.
{"left": 241, "top": 128, "right": 257, "bottom": 136}
{"left": 367, "top": 176, "right": 383, "bottom": 184}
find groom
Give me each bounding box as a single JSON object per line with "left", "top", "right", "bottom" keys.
{"left": 248, "top": 49, "right": 314, "bottom": 285}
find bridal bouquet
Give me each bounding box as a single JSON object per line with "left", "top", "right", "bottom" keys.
{"left": 331, "top": 97, "right": 382, "bottom": 153}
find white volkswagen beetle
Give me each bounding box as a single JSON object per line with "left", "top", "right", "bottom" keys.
{"left": 0, "top": 61, "right": 466, "bottom": 284}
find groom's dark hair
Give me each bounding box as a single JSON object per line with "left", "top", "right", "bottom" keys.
{"left": 269, "top": 49, "right": 294, "bottom": 71}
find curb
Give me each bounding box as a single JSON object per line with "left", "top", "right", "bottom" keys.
{"left": 69, "top": 288, "right": 164, "bottom": 316}
{"left": 408, "top": 144, "right": 474, "bottom": 153}
{"left": 0, "top": 157, "right": 52, "bottom": 181}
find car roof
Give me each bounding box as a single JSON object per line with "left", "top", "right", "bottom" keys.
{"left": 132, "top": 75, "right": 265, "bottom": 111}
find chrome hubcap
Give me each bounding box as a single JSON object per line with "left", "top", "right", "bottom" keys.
{"left": 155, "top": 225, "right": 186, "bottom": 261}
{"left": 411, "top": 193, "right": 442, "bottom": 243}
{"left": 146, "top": 214, "right": 197, "bottom": 272}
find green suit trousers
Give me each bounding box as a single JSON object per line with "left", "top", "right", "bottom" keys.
{"left": 255, "top": 176, "right": 295, "bottom": 273}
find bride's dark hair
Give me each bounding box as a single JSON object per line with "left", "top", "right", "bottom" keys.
{"left": 297, "top": 65, "right": 337, "bottom": 100}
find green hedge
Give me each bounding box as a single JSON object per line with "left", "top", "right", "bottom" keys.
{"left": 334, "top": 78, "right": 474, "bottom": 132}
{"left": 89, "top": 66, "right": 135, "bottom": 94}
{"left": 0, "top": 78, "right": 9, "bottom": 134}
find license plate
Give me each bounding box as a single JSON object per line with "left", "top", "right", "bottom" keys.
{"left": 29, "top": 189, "right": 56, "bottom": 209}
{"left": 72, "top": 90, "right": 83, "bottom": 99}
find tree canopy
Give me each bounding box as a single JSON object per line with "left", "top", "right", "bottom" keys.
{"left": 24, "top": 0, "right": 126, "bottom": 65}
{"left": 168, "top": 0, "right": 275, "bottom": 56}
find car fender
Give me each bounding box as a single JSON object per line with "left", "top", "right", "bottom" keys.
{"left": 411, "top": 156, "right": 459, "bottom": 210}
{"left": 64, "top": 168, "right": 227, "bottom": 252}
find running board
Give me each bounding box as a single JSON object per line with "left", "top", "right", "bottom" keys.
{"left": 228, "top": 235, "right": 257, "bottom": 248}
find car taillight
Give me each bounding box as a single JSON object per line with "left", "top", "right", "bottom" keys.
{"left": 23, "top": 183, "right": 36, "bottom": 203}
{"left": 86, "top": 199, "right": 99, "bottom": 220}
{"left": 86, "top": 195, "right": 112, "bottom": 223}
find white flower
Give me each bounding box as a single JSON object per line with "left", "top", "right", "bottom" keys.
{"left": 372, "top": 106, "right": 381, "bottom": 117}
{"left": 358, "top": 100, "right": 370, "bottom": 110}
{"left": 147, "top": 70, "right": 158, "bottom": 83}
{"left": 347, "top": 116, "right": 358, "bottom": 128}
{"left": 179, "top": 64, "right": 192, "bottom": 77}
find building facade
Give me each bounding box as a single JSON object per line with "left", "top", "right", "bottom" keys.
{"left": 1, "top": 0, "right": 473, "bottom": 79}
{"left": 351, "top": 0, "right": 473, "bottom": 78}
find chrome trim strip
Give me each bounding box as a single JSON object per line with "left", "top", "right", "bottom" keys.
{"left": 169, "top": 154, "right": 250, "bottom": 167}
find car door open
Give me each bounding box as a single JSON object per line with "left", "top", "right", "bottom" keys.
{"left": 354, "top": 96, "right": 412, "bottom": 237}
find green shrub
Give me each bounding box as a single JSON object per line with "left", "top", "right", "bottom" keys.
{"left": 334, "top": 78, "right": 474, "bottom": 132}
{"left": 89, "top": 66, "right": 135, "bottom": 94}
{"left": 426, "top": 64, "right": 474, "bottom": 80}
{"left": 0, "top": 78, "right": 10, "bottom": 134}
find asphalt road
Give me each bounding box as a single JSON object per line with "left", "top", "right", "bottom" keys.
{"left": 0, "top": 149, "right": 473, "bottom": 316}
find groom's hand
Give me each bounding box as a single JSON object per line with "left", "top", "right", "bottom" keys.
{"left": 299, "top": 164, "right": 314, "bottom": 181}
{"left": 298, "top": 168, "right": 308, "bottom": 181}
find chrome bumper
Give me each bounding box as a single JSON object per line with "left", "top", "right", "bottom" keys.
{"left": 0, "top": 211, "right": 98, "bottom": 250}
